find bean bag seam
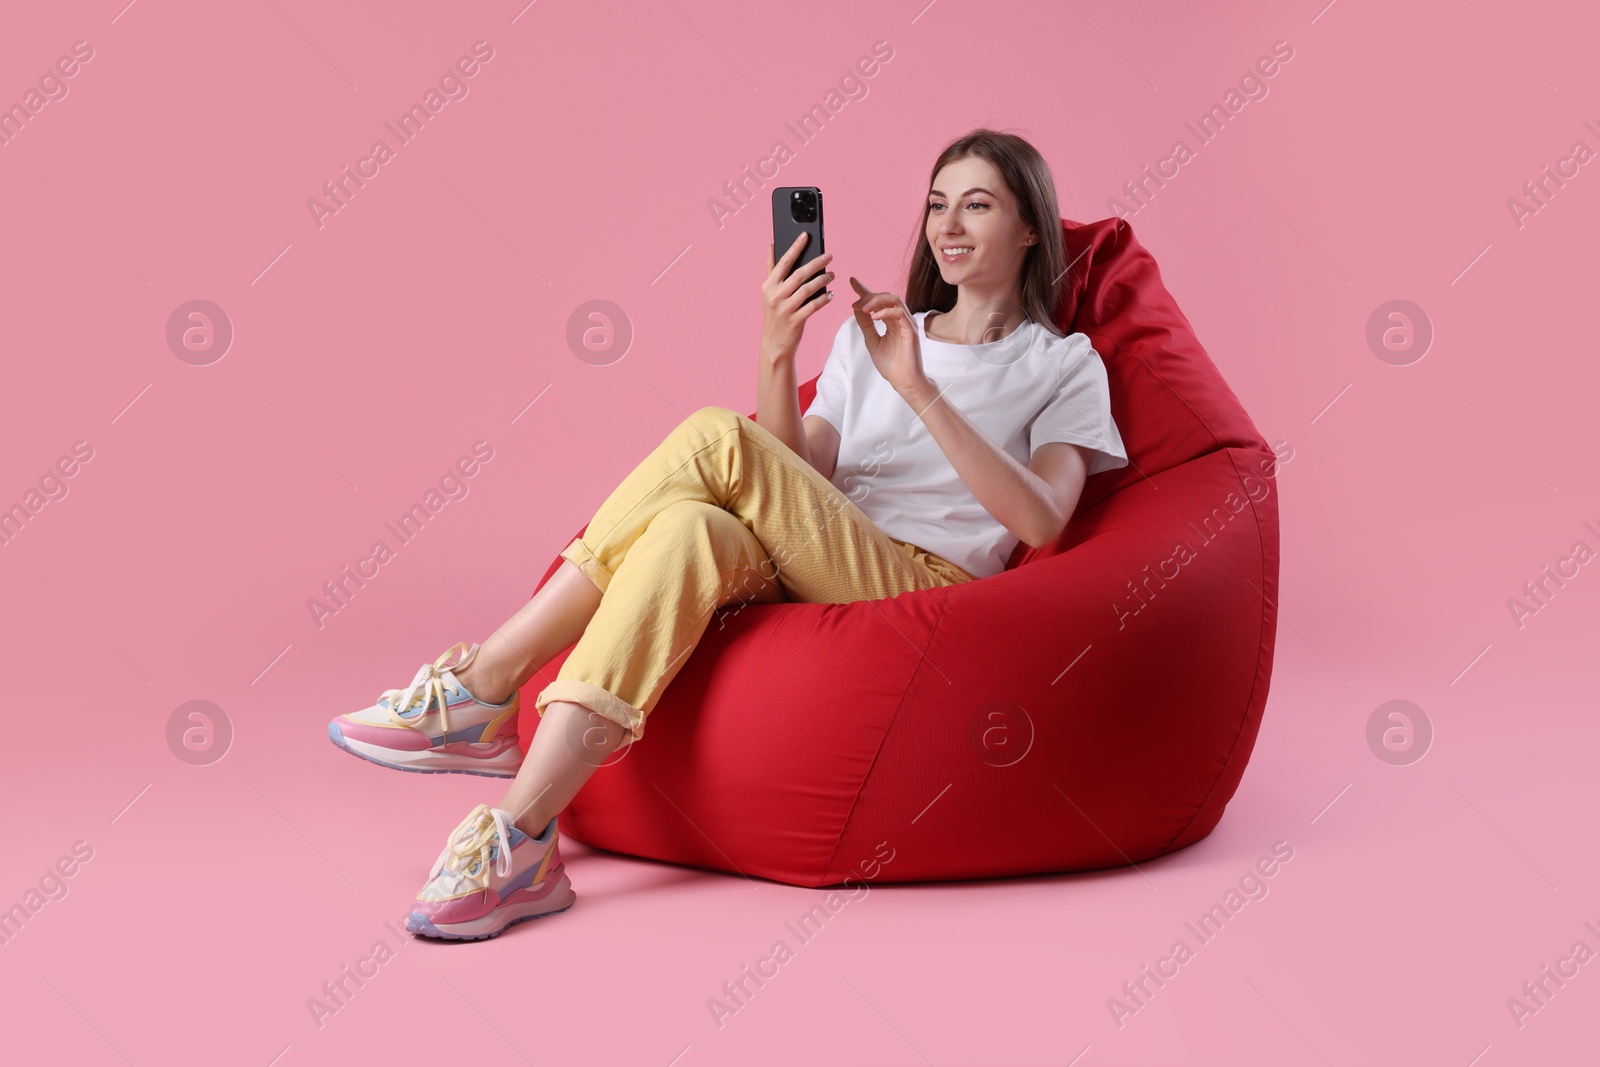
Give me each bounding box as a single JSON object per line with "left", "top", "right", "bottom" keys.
{"left": 1122, "top": 347, "right": 1228, "bottom": 458}
{"left": 1075, "top": 216, "right": 1261, "bottom": 457}
{"left": 1013, "top": 359, "right": 1237, "bottom": 568}
{"left": 1155, "top": 445, "right": 1275, "bottom": 854}
{"left": 819, "top": 588, "right": 955, "bottom": 884}
{"left": 1130, "top": 355, "right": 1273, "bottom": 495}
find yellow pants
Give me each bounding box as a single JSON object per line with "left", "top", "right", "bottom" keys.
{"left": 533, "top": 405, "right": 976, "bottom": 744}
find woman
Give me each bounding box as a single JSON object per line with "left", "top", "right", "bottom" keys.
{"left": 327, "top": 128, "right": 1129, "bottom": 940}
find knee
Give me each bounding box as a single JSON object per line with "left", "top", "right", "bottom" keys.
{"left": 645, "top": 500, "right": 760, "bottom": 563}
{"left": 649, "top": 499, "right": 726, "bottom": 538}
{"left": 662, "top": 405, "right": 744, "bottom": 452}
{"left": 686, "top": 405, "right": 747, "bottom": 435}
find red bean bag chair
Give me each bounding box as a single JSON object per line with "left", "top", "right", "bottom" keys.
{"left": 517, "top": 216, "right": 1281, "bottom": 887}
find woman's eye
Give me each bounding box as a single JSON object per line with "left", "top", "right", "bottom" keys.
{"left": 967, "top": 201, "right": 987, "bottom": 210}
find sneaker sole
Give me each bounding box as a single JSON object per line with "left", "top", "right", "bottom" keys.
{"left": 327, "top": 722, "right": 522, "bottom": 779}
{"left": 406, "top": 882, "right": 577, "bottom": 941}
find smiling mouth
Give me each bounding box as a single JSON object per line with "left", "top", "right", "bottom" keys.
{"left": 940, "top": 246, "right": 973, "bottom": 262}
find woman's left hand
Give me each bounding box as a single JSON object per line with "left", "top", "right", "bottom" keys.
{"left": 849, "top": 277, "right": 932, "bottom": 400}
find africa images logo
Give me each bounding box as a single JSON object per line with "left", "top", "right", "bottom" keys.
{"left": 305, "top": 41, "right": 496, "bottom": 229}
{"left": 307, "top": 442, "right": 494, "bottom": 629}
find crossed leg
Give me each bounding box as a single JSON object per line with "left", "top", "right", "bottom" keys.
{"left": 451, "top": 405, "right": 970, "bottom": 837}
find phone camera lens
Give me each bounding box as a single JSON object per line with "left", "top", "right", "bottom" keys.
{"left": 790, "top": 189, "right": 818, "bottom": 223}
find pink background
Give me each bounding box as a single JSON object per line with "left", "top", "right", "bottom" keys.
{"left": 3, "top": 0, "right": 1598, "bottom": 1063}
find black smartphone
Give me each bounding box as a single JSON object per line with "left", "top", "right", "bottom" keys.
{"left": 772, "top": 186, "right": 827, "bottom": 304}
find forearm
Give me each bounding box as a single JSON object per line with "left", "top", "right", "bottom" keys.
{"left": 755, "top": 351, "right": 812, "bottom": 465}
{"left": 901, "top": 377, "right": 1064, "bottom": 548}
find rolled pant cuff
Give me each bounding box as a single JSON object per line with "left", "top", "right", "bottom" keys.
{"left": 535, "top": 679, "right": 644, "bottom": 745}
{"left": 560, "top": 536, "right": 615, "bottom": 595}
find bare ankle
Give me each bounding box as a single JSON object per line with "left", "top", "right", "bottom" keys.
{"left": 457, "top": 662, "right": 512, "bottom": 705}
{"left": 514, "top": 810, "right": 554, "bottom": 838}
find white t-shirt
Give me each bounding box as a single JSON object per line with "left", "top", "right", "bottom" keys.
{"left": 803, "top": 309, "right": 1129, "bottom": 580}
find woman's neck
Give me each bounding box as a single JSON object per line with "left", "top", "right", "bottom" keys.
{"left": 925, "top": 291, "right": 1029, "bottom": 345}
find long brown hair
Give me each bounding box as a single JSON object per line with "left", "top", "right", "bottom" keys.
{"left": 904, "top": 129, "right": 1067, "bottom": 338}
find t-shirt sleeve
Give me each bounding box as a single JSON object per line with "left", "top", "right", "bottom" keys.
{"left": 802, "top": 318, "right": 855, "bottom": 434}
{"left": 1028, "top": 333, "right": 1130, "bottom": 475}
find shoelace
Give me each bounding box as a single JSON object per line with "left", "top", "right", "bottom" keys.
{"left": 429, "top": 804, "right": 514, "bottom": 892}
{"left": 382, "top": 643, "right": 474, "bottom": 736}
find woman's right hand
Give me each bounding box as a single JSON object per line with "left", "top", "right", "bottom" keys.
{"left": 760, "top": 231, "right": 834, "bottom": 363}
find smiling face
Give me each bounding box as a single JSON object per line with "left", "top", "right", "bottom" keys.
{"left": 924, "top": 155, "right": 1037, "bottom": 292}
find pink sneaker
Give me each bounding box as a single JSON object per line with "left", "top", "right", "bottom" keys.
{"left": 328, "top": 643, "right": 523, "bottom": 778}
{"left": 407, "top": 805, "right": 576, "bottom": 941}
